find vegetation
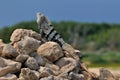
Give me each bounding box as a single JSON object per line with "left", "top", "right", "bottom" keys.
{"left": 0, "top": 21, "right": 120, "bottom": 65}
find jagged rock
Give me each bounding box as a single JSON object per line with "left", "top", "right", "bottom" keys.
{"left": 37, "top": 42, "right": 64, "bottom": 62}
{"left": 19, "top": 68, "right": 39, "bottom": 80}
{"left": 114, "top": 73, "right": 120, "bottom": 80}
{"left": 57, "top": 72, "right": 69, "bottom": 79}
{"left": 16, "top": 54, "right": 29, "bottom": 63}
{"left": 69, "top": 72, "right": 85, "bottom": 80}
{"left": 0, "top": 57, "right": 21, "bottom": 77}
{"left": 2, "top": 44, "right": 19, "bottom": 58}
{"left": 39, "top": 67, "right": 54, "bottom": 78}
{"left": 45, "top": 63, "right": 60, "bottom": 76}
{"left": 0, "top": 73, "right": 17, "bottom": 80}
{"left": 10, "top": 29, "right": 41, "bottom": 43}
{"left": 99, "top": 68, "right": 115, "bottom": 80}
{"left": 14, "top": 36, "right": 41, "bottom": 54}
{"left": 60, "top": 63, "right": 76, "bottom": 74}
{"left": 31, "top": 52, "right": 46, "bottom": 66}
{"left": 55, "top": 57, "right": 78, "bottom": 68}
{"left": 0, "top": 39, "right": 5, "bottom": 56}
{"left": 40, "top": 75, "right": 54, "bottom": 80}
{"left": 82, "top": 71, "right": 92, "bottom": 80}
{"left": 62, "top": 43, "right": 80, "bottom": 61}
{"left": 45, "top": 63, "right": 60, "bottom": 72}
{"left": 25, "top": 57, "right": 39, "bottom": 70}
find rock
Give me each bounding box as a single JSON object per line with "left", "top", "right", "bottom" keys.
{"left": 69, "top": 72, "right": 85, "bottom": 80}
{"left": 99, "top": 68, "right": 115, "bottom": 80}
{"left": 45, "top": 63, "right": 60, "bottom": 72}
{"left": 55, "top": 57, "right": 78, "bottom": 68}
{"left": 14, "top": 36, "right": 41, "bottom": 54}
{"left": 10, "top": 29, "right": 41, "bottom": 43}
{"left": 40, "top": 75, "right": 54, "bottom": 80}
{"left": 82, "top": 71, "right": 92, "bottom": 80}
{"left": 60, "top": 63, "right": 76, "bottom": 74}
{"left": 0, "top": 39, "right": 5, "bottom": 56}
{"left": 0, "top": 73, "right": 17, "bottom": 80}
{"left": 19, "top": 68, "right": 39, "bottom": 80}
{"left": 2, "top": 44, "right": 19, "bottom": 58}
{"left": 62, "top": 43, "right": 80, "bottom": 61}
{"left": 37, "top": 42, "right": 63, "bottom": 62}
{"left": 25, "top": 57, "right": 39, "bottom": 70}
{"left": 16, "top": 54, "right": 29, "bottom": 63}
{"left": 57, "top": 72, "right": 69, "bottom": 79}
{"left": 33, "top": 52, "right": 46, "bottom": 66}
{"left": 39, "top": 67, "right": 54, "bottom": 78}
{"left": 45, "top": 63, "right": 60, "bottom": 76}
{"left": 0, "top": 57, "right": 21, "bottom": 77}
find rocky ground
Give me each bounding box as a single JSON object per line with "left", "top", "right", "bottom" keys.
{"left": 0, "top": 28, "right": 119, "bottom": 80}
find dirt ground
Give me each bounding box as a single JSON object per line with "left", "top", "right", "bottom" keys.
{"left": 89, "top": 68, "right": 120, "bottom": 76}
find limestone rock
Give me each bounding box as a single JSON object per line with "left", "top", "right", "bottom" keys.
{"left": 82, "top": 71, "right": 92, "bottom": 80}
{"left": 2, "top": 44, "right": 19, "bottom": 58}
{"left": 37, "top": 42, "right": 63, "bottom": 62}
{"left": 33, "top": 53, "right": 46, "bottom": 66}
{"left": 69, "top": 72, "right": 85, "bottom": 80}
{"left": 45, "top": 63, "right": 60, "bottom": 76}
{"left": 60, "top": 63, "right": 76, "bottom": 74}
{"left": 10, "top": 29, "right": 41, "bottom": 43}
{"left": 55, "top": 57, "right": 78, "bottom": 68}
{"left": 57, "top": 72, "right": 69, "bottom": 79}
{"left": 25, "top": 57, "right": 39, "bottom": 70}
{"left": 16, "top": 54, "right": 29, "bottom": 63}
{"left": 62, "top": 43, "right": 80, "bottom": 61}
{"left": 40, "top": 75, "right": 54, "bottom": 80}
{"left": 0, "top": 39, "right": 5, "bottom": 56}
{"left": 39, "top": 67, "right": 54, "bottom": 78}
{"left": 99, "top": 68, "right": 115, "bottom": 80}
{"left": 14, "top": 36, "right": 41, "bottom": 54}
{"left": 0, "top": 57, "right": 21, "bottom": 77}
{"left": 0, "top": 73, "right": 17, "bottom": 80}
{"left": 19, "top": 68, "right": 39, "bottom": 80}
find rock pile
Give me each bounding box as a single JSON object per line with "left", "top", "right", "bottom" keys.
{"left": 0, "top": 29, "right": 119, "bottom": 80}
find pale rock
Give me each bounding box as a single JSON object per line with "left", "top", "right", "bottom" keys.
{"left": 45, "top": 63, "right": 60, "bottom": 76}
{"left": 25, "top": 57, "right": 39, "bottom": 70}
{"left": 33, "top": 52, "right": 46, "bottom": 66}
{"left": 19, "top": 68, "right": 39, "bottom": 80}
{"left": 40, "top": 75, "right": 54, "bottom": 80}
{"left": 0, "top": 39, "right": 5, "bottom": 56}
{"left": 55, "top": 57, "right": 78, "bottom": 68}
{"left": 57, "top": 72, "right": 68, "bottom": 79}
{"left": 2, "top": 44, "right": 19, "bottom": 58}
{"left": 0, "top": 73, "right": 17, "bottom": 80}
{"left": 82, "top": 71, "right": 92, "bottom": 80}
{"left": 14, "top": 36, "right": 41, "bottom": 54}
{"left": 0, "top": 57, "right": 21, "bottom": 77}
{"left": 39, "top": 67, "right": 54, "bottom": 78}
{"left": 45, "top": 63, "right": 60, "bottom": 72}
{"left": 16, "top": 54, "right": 29, "bottom": 63}
{"left": 37, "top": 42, "right": 63, "bottom": 62}
{"left": 10, "top": 29, "right": 41, "bottom": 43}
{"left": 62, "top": 43, "right": 80, "bottom": 61}
{"left": 99, "top": 68, "right": 115, "bottom": 80}
{"left": 60, "top": 63, "right": 77, "bottom": 74}
{"left": 69, "top": 72, "right": 85, "bottom": 80}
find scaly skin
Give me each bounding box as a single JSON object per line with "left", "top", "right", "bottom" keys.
{"left": 36, "top": 12, "right": 97, "bottom": 79}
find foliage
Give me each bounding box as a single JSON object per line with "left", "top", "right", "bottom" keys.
{"left": 1, "top": 21, "right": 120, "bottom": 50}
{"left": 83, "top": 51, "right": 120, "bottom": 64}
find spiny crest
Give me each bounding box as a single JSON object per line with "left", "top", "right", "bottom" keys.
{"left": 36, "top": 12, "right": 51, "bottom": 26}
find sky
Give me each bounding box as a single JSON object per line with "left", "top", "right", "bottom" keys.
{"left": 0, "top": 0, "right": 120, "bottom": 28}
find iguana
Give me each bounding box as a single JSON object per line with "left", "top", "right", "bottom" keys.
{"left": 36, "top": 12, "right": 97, "bottom": 78}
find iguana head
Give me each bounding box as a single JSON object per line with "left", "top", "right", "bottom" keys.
{"left": 36, "top": 13, "right": 51, "bottom": 28}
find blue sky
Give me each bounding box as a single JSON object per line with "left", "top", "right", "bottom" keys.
{"left": 0, "top": 0, "right": 120, "bottom": 27}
